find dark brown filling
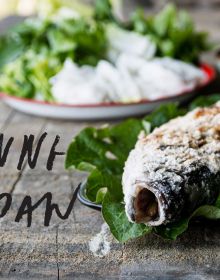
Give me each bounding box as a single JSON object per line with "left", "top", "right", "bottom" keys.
{"left": 133, "top": 188, "right": 159, "bottom": 223}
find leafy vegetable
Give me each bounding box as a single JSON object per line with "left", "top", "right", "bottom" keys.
{"left": 65, "top": 119, "right": 145, "bottom": 203}
{"left": 0, "top": 16, "right": 107, "bottom": 100}
{"left": 189, "top": 94, "right": 220, "bottom": 110}
{"left": 102, "top": 192, "right": 151, "bottom": 242}
{"left": 94, "top": 0, "right": 114, "bottom": 21}
{"left": 144, "top": 102, "right": 186, "bottom": 130}
{"left": 37, "top": 0, "right": 93, "bottom": 18}
{"left": 0, "top": 35, "right": 24, "bottom": 69}
{"left": 65, "top": 119, "right": 145, "bottom": 173}
{"left": 0, "top": 2, "right": 210, "bottom": 101}
{"left": 66, "top": 95, "right": 220, "bottom": 242}
{"left": 130, "top": 4, "right": 210, "bottom": 63}
{"left": 94, "top": 0, "right": 123, "bottom": 23}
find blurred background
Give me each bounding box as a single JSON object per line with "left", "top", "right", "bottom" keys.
{"left": 1, "top": 0, "right": 220, "bottom": 19}
{"left": 0, "top": 0, "right": 219, "bottom": 116}
{"left": 1, "top": 0, "right": 219, "bottom": 60}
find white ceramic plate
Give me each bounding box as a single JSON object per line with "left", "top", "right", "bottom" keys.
{"left": 0, "top": 64, "right": 215, "bottom": 120}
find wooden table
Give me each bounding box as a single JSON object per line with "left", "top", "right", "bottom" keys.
{"left": 0, "top": 10, "right": 220, "bottom": 280}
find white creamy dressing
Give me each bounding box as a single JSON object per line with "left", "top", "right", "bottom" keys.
{"left": 122, "top": 103, "right": 220, "bottom": 226}
{"left": 50, "top": 24, "right": 206, "bottom": 105}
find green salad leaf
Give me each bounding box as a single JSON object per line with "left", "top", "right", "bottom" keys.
{"left": 36, "top": 0, "right": 93, "bottom": 18}
{"left": 144, "top": 102, "right": 186, "bottom": 130}
{"left": 66, "top": 95, "right": 220, "bottom": 242}
{"left": 0, "top": 15, "right": 107, "bottom": 100}
{"left": 0, "top": 48, "right": 62, "bottom": 100}
{"left": 0, "top": 2, "right": 211, "bottom": 101}
{"left": 189, "top": 94, "right": 220, "bottom": 110}
{"left": 102, "top": 192, "right": 152, "bottom": 242}
{"left": 94, "top": 0, "right": 123, "bottom": 23}
{"left": 131, "top": 4, "right": 211, "bottom": 63}
{"left": 94, "top": 0, "right": 114, "bottom": 21}
{"left": 0, "top": 35, "right": 24, "bottom": 69}
{"left": 65, "top": 119, "right": 145, "bottom": 174}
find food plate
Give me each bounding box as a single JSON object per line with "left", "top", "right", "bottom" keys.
{"left": 0, "top": 64, "right": 215, "bottom": 120}
{"left": 77, "top": 182, "right": 102, "bottom": 210}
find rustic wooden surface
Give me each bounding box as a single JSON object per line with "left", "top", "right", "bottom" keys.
{"left": 0, "top": 9, "right": 220, "bottom": 280}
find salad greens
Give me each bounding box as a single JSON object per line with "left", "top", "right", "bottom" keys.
{"left": 130, "top": 4, "right": 210, "bottom": 64}
{"left": 66, "top": 94, "right": 220, "bottom": 242}
{"left": 0, "top": 1, "right": 210, "bottom": 101}
{"left": 94, "top": 0, "right": 115, "bottom": 21}
{"left": 0, "top": 15, "right": 107, "bottom": 100}
{"left": 94, "top": 1, "right": 210, "bottom": 63}
{"left": 36, "top": 0, "right": 94, "bottom": 18}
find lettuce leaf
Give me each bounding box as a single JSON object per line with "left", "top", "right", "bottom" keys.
{"left": 37, "top": 0, "right": 93, "bottom": 18}
{"left": 144, "top": 102, "right": 186, "bottom": 130}
{"left": 0, "top": 35, "right": 24, "bottom": 69}
{"left": 66, "top": 96, "right": 220, "bottom": 242}
{"left": 102, "top": 192, "right": 151, "bottom": 242}
{"left": 189, "top": 94, "right": 220, "bottom": 110}
{"left": 131, "top": 4, "right": 211, "bottom": 63}
{"left": 65, "top": 118, "right": 145, "bottom": 204}
{"left": 0, "top": 15, "right": 107, "bottom": 100}
{"left": 65, "top": 119, "right": 145, "bottom": 174}
{"left": 0, "top": 2, "right": 211, "bottom": 101}
{"left": 94, "top": 0, "right": 114, "bottom": 21}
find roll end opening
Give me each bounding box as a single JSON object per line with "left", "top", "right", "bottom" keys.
{"left": 133, "top": 188, "right": 159, "bottom": 223}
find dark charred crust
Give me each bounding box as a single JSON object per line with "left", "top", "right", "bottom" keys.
{"left": 150, "top": 179, "right": 185, "bottom": 223}
{"left": 183, "top": 166, "right": 220, "bottom": 213}
{"left": 132, "top": 159, "right": 220, "bottom": 225}
{"left": 151, "top": 165, "right": 220, "bottom": 223}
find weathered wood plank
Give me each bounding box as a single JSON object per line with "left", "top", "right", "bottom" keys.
{"left": 57, "top": 226, "right": 123, "bottom": 280}
{"left": 0, "top": 109, "right": 59, "bottom": 278}
{"left": 121, "top": 224, "right": 220, "bottom": 279}
{"left": 0, "top": 111, "right": 46, "bottom": 192}
{"left": 0, "top": 103, "right": 13, "bottom": 125}
{"left": 0, "top": 228, "right": 58, "bottom": 279}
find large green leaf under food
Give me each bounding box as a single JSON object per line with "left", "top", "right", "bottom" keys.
{"left": 102, "top": 192, "right": 152, "bottom": 242}
{"left": 66, "top": 95, "right": 220, "bottom": 242}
